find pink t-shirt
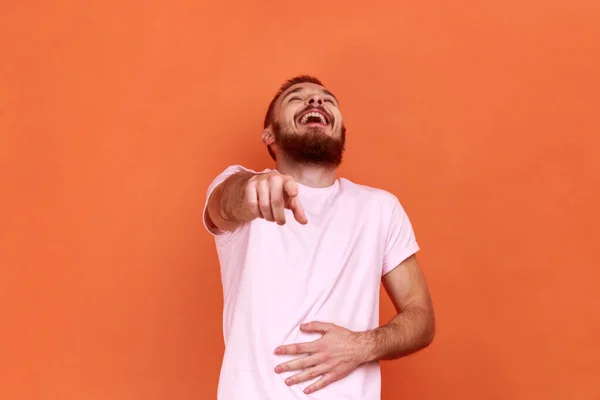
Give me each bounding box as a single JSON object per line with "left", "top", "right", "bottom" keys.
{"left": 203, "top": 165, "right": 419, "bottom": 400}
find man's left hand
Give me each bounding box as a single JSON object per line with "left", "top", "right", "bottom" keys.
{"left": 274, "top": 322, "right": 372, "bottom": 394}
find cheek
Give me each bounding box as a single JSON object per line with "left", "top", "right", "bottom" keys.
{"left": 283, "top": 108, "right": 299, "bottom": 124}
{"left": 333, "top": 114, "right": 343, "bottom": 130}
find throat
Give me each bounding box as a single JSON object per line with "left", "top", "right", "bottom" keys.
{"left": 275, "top": 161, "right": 337, "bottom": 188}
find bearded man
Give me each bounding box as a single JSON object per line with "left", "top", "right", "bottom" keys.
{"left": 203, "top": 76, "right": 435, "bottom": 400}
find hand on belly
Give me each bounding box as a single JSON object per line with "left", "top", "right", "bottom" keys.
{"left": 273, "top": 321, "right": 372, "bottom": 395}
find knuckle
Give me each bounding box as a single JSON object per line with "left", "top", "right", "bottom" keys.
{"left": 268, "top": 173, "right": 281, "bottom": 183}
{"left": 258, "top": 178, "right": 269, "bottom": 189}
{"left": 285, "top": 178, "right": 297, "bottom": 189}
{"left": 246, "top": 179, "right": 257, "bottom": 189}
{"left": 295, "top": 344, "right": 303, "bottom": 354}
{"left": 255, "top": 176, "right": 267, "bottom": 186}
{"left": 245, "top": 184, "right": 256, "bottom": 197}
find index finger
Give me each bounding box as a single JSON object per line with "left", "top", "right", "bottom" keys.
{"left": 288, "top": 197, "right": 308, "bottom": 225}
{"left": 282, "top": 178, "right": 307, "bottom": 224}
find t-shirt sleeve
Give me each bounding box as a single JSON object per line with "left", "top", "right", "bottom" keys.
{"left": 202, "top": 164, "right": 256, "bottom": 236}
{"left": 382, "top": 196, "right": 420, "bottom": 276}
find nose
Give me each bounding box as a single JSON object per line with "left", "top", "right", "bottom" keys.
{"left": 307, "top": 94, "right": 324, "bottom": 106}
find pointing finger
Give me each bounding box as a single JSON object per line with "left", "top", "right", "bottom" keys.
{"left": 288, "top": 197, "right": 308, "bottom": 225}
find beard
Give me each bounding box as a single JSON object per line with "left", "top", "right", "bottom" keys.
{"left": 273, "top": 121, "right": 346, "bottom": 168}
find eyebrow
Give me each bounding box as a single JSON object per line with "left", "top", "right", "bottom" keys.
{"left": 281, "top": 87, "right": 339, "bottom": 104}
{"left": 281, "top": 87, "right": 303, "bottom": 102}
{"left": 322, "top": 89, "right": 338, "bottom": 103}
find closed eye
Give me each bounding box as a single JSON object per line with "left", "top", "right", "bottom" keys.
{"left": 288, "top": 96, "right": 301, "bottom": 102}
{"left": 325, "top": 98, "right": 336, "bottom": 105}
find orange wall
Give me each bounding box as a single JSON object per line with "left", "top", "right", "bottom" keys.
{"left": 1, "top": 1, "right": 599, "bottom": 399}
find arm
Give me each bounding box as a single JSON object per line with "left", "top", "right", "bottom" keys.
{"left": 206, "top": 170, "right": 308, "bottom": 233}
{"left": 206, "top": 171, "right": 255, "bottom": 232}
{"left": 365, "top": 254, "right": 435, "bottom": 361}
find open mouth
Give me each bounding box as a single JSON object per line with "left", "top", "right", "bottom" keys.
{"left": 297, "top": 109, "right": 331, "bottom": 126}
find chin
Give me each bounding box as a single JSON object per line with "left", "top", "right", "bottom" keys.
{"left": 303, "top": 126, "right": 333, "bottom": 136}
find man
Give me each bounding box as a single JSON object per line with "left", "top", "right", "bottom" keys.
{"left": 203, "top": 76, "right": 435, "bottom": 399}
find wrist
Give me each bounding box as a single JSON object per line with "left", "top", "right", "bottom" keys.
{"left": 355, "top": 329, "right": 379, "bottom": 364}
{"left": 221, "top": 172, "right": 254, "bottom": 223}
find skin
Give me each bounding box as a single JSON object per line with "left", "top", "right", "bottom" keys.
{"left": 206, "top": 82, "right": 435, "bottom": 394}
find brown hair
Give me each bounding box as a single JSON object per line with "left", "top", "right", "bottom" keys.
{"left": 263, "top": 75, "right": 324, "bottom": 160}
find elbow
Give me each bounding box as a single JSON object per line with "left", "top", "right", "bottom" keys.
{"left": 419, "top": 310, "right": 436, "bottom": 350}
{"left": 424, "top": 323, "right": 435, "bottom": 348}
{"left": 423, "top": 312, "right": 436, "bottom": 347}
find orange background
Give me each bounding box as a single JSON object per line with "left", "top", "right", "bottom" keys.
{"left": 1, "top": 1, "right": 599, "bottom": 399}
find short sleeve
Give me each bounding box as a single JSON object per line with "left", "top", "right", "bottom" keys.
{"left": 202, "top": 165, "right": 257, "bottom": 236}
{"left": 382, "top": 197, "right": 420, "bottom": 276}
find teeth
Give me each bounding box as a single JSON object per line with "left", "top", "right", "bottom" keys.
{"left": 300, "top": 112, "right": 327, "bottom": 124}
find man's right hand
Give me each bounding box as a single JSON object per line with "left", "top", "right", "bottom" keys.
{"left": 207, "top": 170, "right": 308, "bottom": 233}
{"left": 244, "top": 172, "right": 308, "bottom": 225}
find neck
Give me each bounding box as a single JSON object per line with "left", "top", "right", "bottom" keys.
{"left": 275, "top": 156, "right": 337, "bottom": 188}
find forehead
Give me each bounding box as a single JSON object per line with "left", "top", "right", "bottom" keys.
{"left": 278, "top": 82, "right": 337, "bottom": 103}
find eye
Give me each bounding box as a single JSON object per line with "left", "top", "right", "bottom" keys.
{"left": 324, "top": 98, "right": 336, "bottom": 105}
{"left": 288, "top": 96, "right": 301, "bottom": 102}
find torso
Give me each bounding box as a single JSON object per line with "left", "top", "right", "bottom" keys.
{"left": 213, "top": 177, "right": 398, "bottom": 400}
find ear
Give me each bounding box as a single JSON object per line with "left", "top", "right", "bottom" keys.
{"left": 262, "top": 127, "right": 275, "bottom": 146}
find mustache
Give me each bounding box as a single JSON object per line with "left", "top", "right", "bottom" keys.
{"left": 296, "top": 105, "right": 334, "bottom": 124}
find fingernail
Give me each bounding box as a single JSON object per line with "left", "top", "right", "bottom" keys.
{"left": 286, "top": 379, "right": 292, "bottom": 386}
{"left": 274, "top": 347, "right": 280, "bottom": 354}
{"left": 275, "top": 366, "right": 282, "bottom": 373}
{"left": 304, "top": 388, "right": 311, "bottom": 394}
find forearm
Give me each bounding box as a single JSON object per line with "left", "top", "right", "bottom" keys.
{"left": 363, "top": 304, "right": 435, "bottom": 362}
{"left": 208, "top": 171, "right": 255, "bottom": 231}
